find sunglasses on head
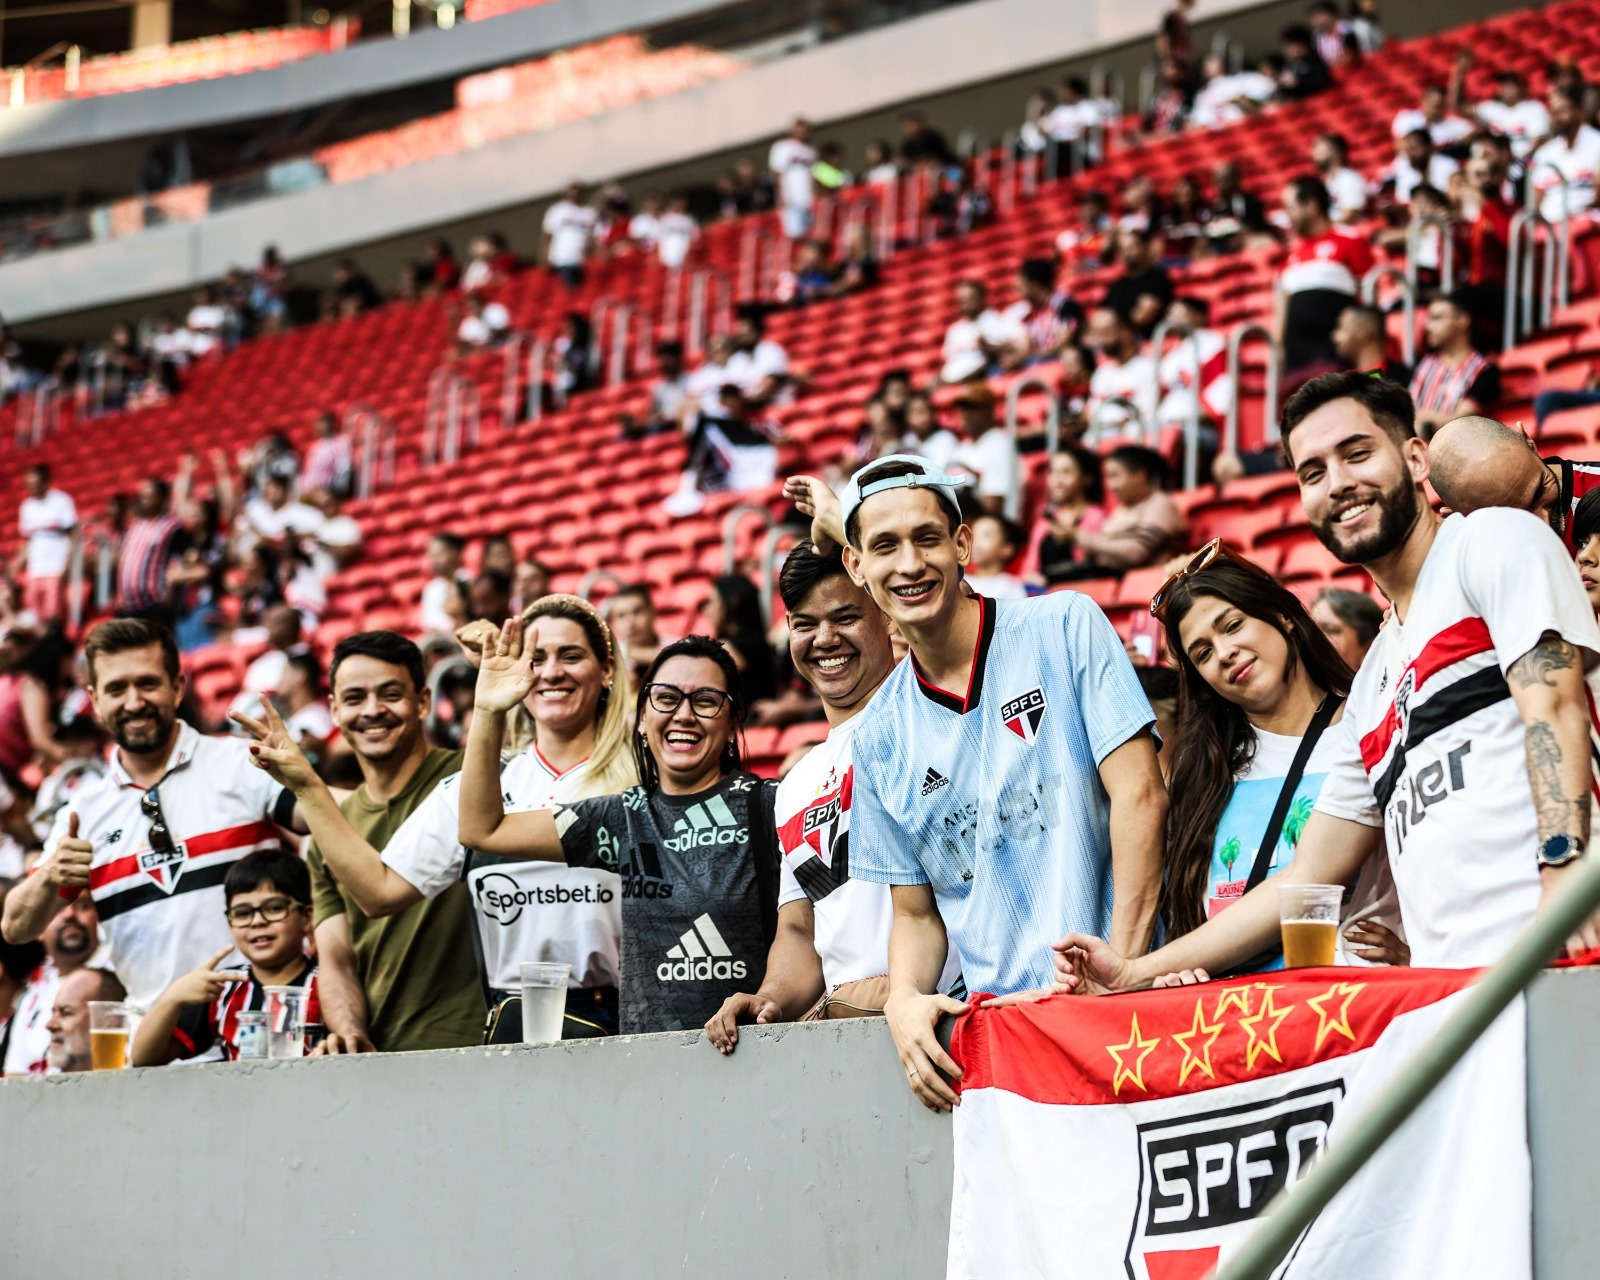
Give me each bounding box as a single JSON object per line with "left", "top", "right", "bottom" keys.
{"left": 1149, "top": 539, "right": 1277, "bottom": 621}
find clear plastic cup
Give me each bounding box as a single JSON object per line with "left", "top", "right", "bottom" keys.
{"left": 88, "top": 1001, "right": 131, "bottom": 1071}
{"left": 1277, "top": 883, "right": 1343, "bottom": 969}
{"left": 235, "top": 1010, "right": 269, "bottom": 1060}
{"left": 519, "top": 961, "right": 571, "bottom": 1044}
{"left": 263, "top": 986, "right": 307, "bottom": 1059}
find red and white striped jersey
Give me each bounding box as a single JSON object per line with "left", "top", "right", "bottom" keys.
{"left": 1550, "top": 455, "right": 1600, "bottom": 551}
{"left": 1278, "top": 227, "right": 1375, "bottom": 298}
{"left": 36, "top": 722, "right": 291, "bottom": 1011}
{"left": 172, "top": 961, "right": 320, "bottom": 1062}
{"left": 1314, "top": 509, "right": 1600, "bottom": 967}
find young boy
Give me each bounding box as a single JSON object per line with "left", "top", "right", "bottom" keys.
{"left": 964, "top": 511, "right": 1029, "bottom": 600}
{"left": 130, "top": 849, "right": 319, "bottom": 1065}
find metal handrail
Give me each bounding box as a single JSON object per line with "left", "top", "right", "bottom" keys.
{"left": 423, "top": 368, "right": 480, "bottom": 466}
{"left": 998, "top": 132, "right": 1018, "bottom": 217}
{"left": 577, "top": 569, "right": 626, "bottom": 603}
{"left": 1361, "top": 266, "right": 1417, "bottom": 365}
{"left": 588, "top": 298, "right": 621, "bottom": 375}
{"left": 1148, "top": 320, "right": 1204, "bottom": 491}
{"left": 1004, "top": 374, "right": 1062, "bottom": 460}
{"left": 64, "top": 535, "right": 86, "bottom": 634}
{"left": 607, "top": 306, "right": 638, "bottom": 387}
{"left": 94, "top": 533, "right": 115, "bottom": 614}
{"left": 14, "top": 381, "right": 60, "bottom": 449}
{"left": 737, "top": 223, "right": 762, "bottom": 301}
{"left": 876, "top": 177, "right": 898, "bottom": 261}
{"left": 1138, "top": 64, "right": 1158, "bottom": 115}
{"left": 499, "top": 332, "right": 527, "bottom": 426}
{"left": 661, "top": 268, "right": 685, "bottom": 342}
{"left": 1224, "top": 324, "right": 1281, "bottom": 454}
{"left": 756, "top": 524, "right": 797, "bottom": 624}
{"left": 687, "top": 270, "right": 730, "bottom": 356}
{"left": 1405, "top": 214, "right": 1455, "bottom": 295}
{"left": 343, "top": 405, "right": 396, "bottom": 499}
{"left": 721, "top": 503, "right": 773, "bottom": 576}
{"left": 1505, "top": 210, "right": 1532, "bottom": 351}
{"left": 524, "top": 338, "right": 550, "bottom": 424}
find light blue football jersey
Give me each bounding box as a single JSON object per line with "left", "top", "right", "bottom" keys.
{"left": 850, "top": 591, "right": 1155, "bottom": 996}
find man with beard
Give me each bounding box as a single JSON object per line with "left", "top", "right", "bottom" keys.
{"left": 242, "top": 630, "right": 482, "bottom": 1053}
{"left": 705, "top": 542, "right": 961, "bottom": 1053}
{"left": 2, "top": 894, "right": 96, "bottom": 1074}
{"left": 45, "top": 967, "right": 124, "bottom": 1073}
{"left": 1057, "top": 372, "right": 1600, "bottom": 994}
{"left": 2, "top": 619, "right": 298, "bottom": 1014}
{"left": 1426, "top": 414, "right": 1600, "bottom": 553}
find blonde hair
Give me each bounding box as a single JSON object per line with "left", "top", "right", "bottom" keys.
{"left": 515, "top": 594, "right": 637, "bottom": 799}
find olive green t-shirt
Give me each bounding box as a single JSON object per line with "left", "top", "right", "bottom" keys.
{"left": 308, "top": 748, "right": 483, "bottom": 1052}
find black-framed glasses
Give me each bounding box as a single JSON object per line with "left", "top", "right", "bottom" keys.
{"left": 644, "top": 683, "right": 733, "bottom": 719}
{"left": 140, "top": 787, "right": 175, "bottom": 857}
{"left": 224, "top": 897, "right": 305, "bottom": 926}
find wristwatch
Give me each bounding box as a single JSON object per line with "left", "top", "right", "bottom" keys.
{"left": 1538, "top": 834, "right": 1586, "bottom": 870}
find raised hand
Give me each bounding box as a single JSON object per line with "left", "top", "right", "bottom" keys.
{"left": 45, "top": 811, "right": 93, "bottom": 889}
{"left": 474, "top": 616, "right": 536, "bottom": 713}
{"left": 231, "top": 700, "right": 320, "bottom": 794}
{"left": 782, "top": 475, "right": 845, "bottom": 554}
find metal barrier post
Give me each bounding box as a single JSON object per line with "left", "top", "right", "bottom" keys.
{"left": 94, "top": 536, "right": 115, "bottom": 611}
{"left": 65, "top": 537, "right": 85, "bottom": 634}
{"left": 662, "top": 268, "right": 684, "bottom": 342}
{"left": 577, "top": 569, "right": 626, "bottom": 604}
{"left": 721, "top": 504, "right": 774, "bottom": 576}
{"left": 588, "top": 299, "right": 619, "bottom": 376}
{"left": 499, "top": 333, "right": 526, "bottom": 426}
{"left": 1215, "top": 850, "right": 1600, "bottom": 1280}
{"left": 1361, "top": 266, "right": 1417, "bottom": 365}
{"left": 608, "top": 306, "right": 637, "bottom": 388}
{"left": 877, "top": 179, "right": 898, "bottom": 261}
{"left": 1505, "top": 210, "right": 1530, "bottom": 352}
{"left": 1149, "top": 320, "right": 1203, "bottom": 490}
{"left": 757, "top": 525, "right": 796, "bottom": 624}
{"left": 737, "top": 224, "right": 760, "bottom": 302}
{"left": 1004, "top": 374, "right": 1063, "bottom": 458}
{"left": 526, "top": 339, "right": 548, "bottom": 424}
{"left": 998, "top": 140, "right": 1017, "bottom": 217}
{"left": 1225, "top": 324, "right": 1282, "bottom": 454}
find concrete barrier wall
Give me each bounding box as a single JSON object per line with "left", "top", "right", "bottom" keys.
{"left": 0, "top": 1017, "right": 953, "bottom": 1280}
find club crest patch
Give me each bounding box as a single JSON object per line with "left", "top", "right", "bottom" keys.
{"left": 1001, "top": 687, "right": 1047, "bottom": 744}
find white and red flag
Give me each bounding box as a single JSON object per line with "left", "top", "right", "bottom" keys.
{"left": 946, "top": 967, "right": 1530, "bottom": 1279}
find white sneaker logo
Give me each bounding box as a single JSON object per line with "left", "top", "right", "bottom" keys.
{"left": 663, "top": 795, "right": 748, "bottom": 852}
{"left": 657, "top": 913, "right": 748, "bottom": 982}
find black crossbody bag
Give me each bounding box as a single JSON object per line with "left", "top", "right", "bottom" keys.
{"left": 1220, "top": 695, "right": 1341, "bottom": 974}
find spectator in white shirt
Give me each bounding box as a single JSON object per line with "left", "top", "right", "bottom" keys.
{"left": 1312, "top": 132, "right": 1369, "bottom": 222}
{"left": 14, "top": 465, "right": 76, "bottom": 625}
{"left": 724, "top": 307, "right": 791, "bottom": 408}
{"left": 1475, "top": 68, "right": 1551, "bottom": 162}
{"left": 628, "top": 192, "right": 664, "bottom": 254}
{"left": 1045, "top": 76, "right": 1105, "bottom": 162}
{"left": 862, "top": 140, "right": 900, "bottom": 187}
{"left": 306, "top": 489, "right": 363, "bottom": 580}
{"left": 1018, "top": 87, "right": 1057, "bottom": 154}
{"left": 419, "top": 533, "right": 466, "bottom": 635}
{"left": 238, "top": 476, "right": 324, "bottom": 554}
{"left": 949, "top": 384, "right": 1020, "bottom": 516}
{"left": 769, "top": 118, "right": 818, "bottom": 241}
{"left": 278, "top": 652, "right": 333, "bottom": 754}
{"left": 240, "top": 604, "right": 305, "bottom": 697}
{"left": 622, "top": 342, "right": 691, "bottom": 439}
{"left": 939, "top": 279, "right": 1026, "bottom": 383}
{"left": 1083, "top": 305, "right": 1158, "bottom": 440}
{"left": 687, "top": 334, "right": 736, "bottom": 417}
{"left": 456, "top": 294, "right": 511, "bottom": 353}
{"left": 1391, "top": 84, "right": 1474, "bottom": 148}
{"left": 459, "top": 235, "right": 505, "bottom": 294}
{"left": 184, "top": 287, "right": 231, "bottom": 358}
{"left": 656, "top": 192, "right": 698, "bottom": 270}
{"left": 1530, "top": 86, "right": 1600, "bottom": 223}
{"left": 301, "top": 412, "right": 353, "bottom": 498}
{"left": 1386, "top": 129, "right": 1459, "bottom": 205}
{"left": 541, "top": 182, "right": 597, "bottom": 287}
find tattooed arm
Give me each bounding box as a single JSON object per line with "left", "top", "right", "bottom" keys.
{"left": 1507, "top": 632, "right": 1600, "bottom": 956}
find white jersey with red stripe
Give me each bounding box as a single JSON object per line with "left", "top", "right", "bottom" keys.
{"left": 1, "top": 961, "right": 58, "bottom": 1075}
{"left": 35, "top": 722, "right": 290, "bottom": 1012}
{"left": 1278, "top": 227, "right": 1375, "bottom": 297}
{"left": 1313, "top": 509, "right": 1600, "bottom": 967}
{"left": 775, "top": 706, "right": 963, "bottom": 995}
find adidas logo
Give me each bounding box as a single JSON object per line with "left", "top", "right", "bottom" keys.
{"left": 921, "top": 768, "right": 950, "bottom": 796}
{"left": 657, "top": 913, "right": 748, "bottom": 982}
{"left": 663, "top": 794, "right": 748, "bottom": 852}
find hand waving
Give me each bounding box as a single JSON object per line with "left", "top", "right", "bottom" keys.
{"left": 475, "top": 616, "right": 536, "bottom": 713}
{"left": 231, "top": 700, "right": 320, "bottom": 794}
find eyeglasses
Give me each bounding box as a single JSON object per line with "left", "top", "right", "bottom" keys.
{"left": 1149, "top": 539, "right": 1277, "bottom": 620}
{"left": 224, "top": 897, "right": 305, "bottom": 926}
{"left": 140, "top": 786, "right": 175, "bottom": 859}
{"left": 644, "top": 684, "right": 733, "bottom": 719}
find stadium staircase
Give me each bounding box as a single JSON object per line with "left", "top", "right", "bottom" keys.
{"left": 11, "top": 0, "right": 1600, "bottom": 773}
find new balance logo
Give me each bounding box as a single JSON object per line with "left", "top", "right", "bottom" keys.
{"left": 921, "top": 768, "right": 950, "bottom": 796}
{"left": 657, "top": 914, "right": 748, "bottom": 982}
{"left": 663, "top": 794, "right": 748, "bottom": 852}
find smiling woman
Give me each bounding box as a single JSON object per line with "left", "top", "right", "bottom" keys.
{"left": 1157, "top": 551, "right": 1406, "bottom": 970}
{"left": 458, "top": 629, "right": 780, "bottom": 1035}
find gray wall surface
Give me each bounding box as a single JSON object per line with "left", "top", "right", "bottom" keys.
{"left": 0, "top": 1017, "right": 954, "bottom": 1280}
{"left": 2, "top": 970, "right": 1595, "bottom": 1278}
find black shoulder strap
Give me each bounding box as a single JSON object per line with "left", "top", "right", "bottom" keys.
{"left": 459, "top": 847, "right": 496, "bottom": 1009}
{"left": 1243, "top": 695, "right": 1341, "bottom": 893}
{"left": 752, "top": 779, "right": 781, "bottom": 945}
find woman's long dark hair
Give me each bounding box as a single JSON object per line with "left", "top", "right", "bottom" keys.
{"left": 710, "top": 574, "right": 766, "bottom": 641}
{"left": 632, "top": 635, "right": 747, "bottom": 791}
{"left": 1160, "top": 561, "right": 1354, "bottom": 939}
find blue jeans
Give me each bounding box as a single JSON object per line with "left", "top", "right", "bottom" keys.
{"left": 1534, "top": 389, "right": 1600, "bottom": 431}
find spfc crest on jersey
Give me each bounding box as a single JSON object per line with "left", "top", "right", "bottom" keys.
{"left": 1001, "top": 686, "right": 1047, "bottom": 744}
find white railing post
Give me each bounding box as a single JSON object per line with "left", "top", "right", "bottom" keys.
{"left": 757, "top": 525, "right": 795, "bottom": 624}
{"left": 1505, "top": 210, "right": 1530, "bottom": 352}
{"left": 608, "top": 306, "right": 636, "bottom": 387}
{"left": 1004, "top": 373, "right": 1063, "bottom": 458}
{"left": 588, "top": 299, "right": 618, "bottom": 377}
{"left": 721, "top": 503, "right": 774, "bottom": 576}
{"left": 1225, "top": 324, "right": 1281, "bottom": 454}
{"left": 737, "top": 223, "right": 760, "bottom": 302}
{"left": 1151, "top": 320, "right": 1204, "bottom": 491}
{"left": 65, "top": 536, "right": 85, "bottom": 633}
{"left": 577, "top": 569, "right": 626, "bottom": 603}
{"left": 877, "top": 180, "right": 898, "bottom": 262}
{"left": 499, "top": 332, "right": 526, "bottom": 427}
{"left": 1361, "top": 266, "right": 1417, "bottom": 365}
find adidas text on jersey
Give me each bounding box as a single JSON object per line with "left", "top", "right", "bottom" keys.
{"left": 658, "top": 913, "right": 749, "bottom": 982}
{"left": 663, "top": 795, "right": 748, "bottom": 851}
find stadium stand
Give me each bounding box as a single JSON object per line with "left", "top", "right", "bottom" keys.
{"left": 2, "top": 0, "right": 1599, "bottom": 779}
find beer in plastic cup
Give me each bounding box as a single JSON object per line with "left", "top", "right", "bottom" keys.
{"left": 1277, "top": 884, "right": 1342, "bottom": 968}
{"left": 235, "top": 1010, "right": 269, "bottom": 1060}
{"left": 519, "top": 962, "right": 571, "bottom": 1044}
{"left": 88, "top": 1001, "right": 131, "bottom": 1071}
{"left": 263, "top": 986, "right": 307, "bottom": 1059}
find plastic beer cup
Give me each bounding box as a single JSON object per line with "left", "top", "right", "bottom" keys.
{"left": 1277, "top": 884, "right": 1342, "bottom": 968}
